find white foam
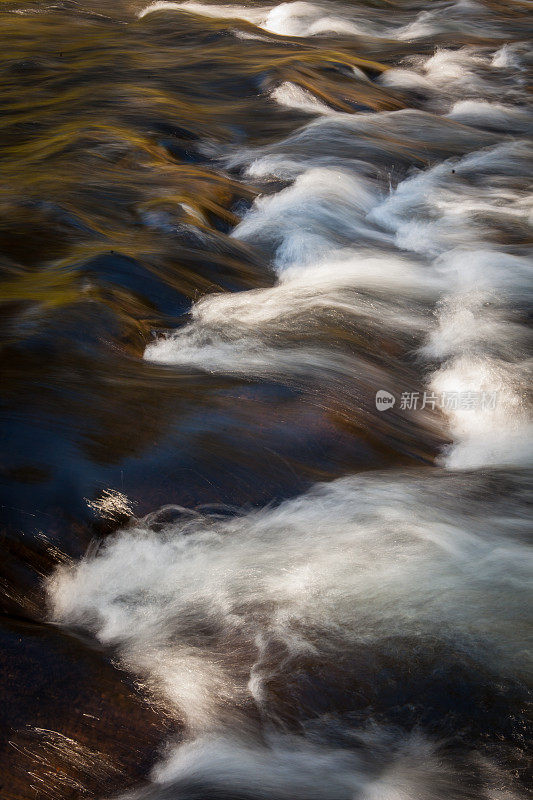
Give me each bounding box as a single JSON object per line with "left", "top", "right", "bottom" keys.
{"left": 447, "top": 100, "right": 532, "bottom": 133}
{"left": 492, "top": 43, "right": 527, "bottom": 71}
{"left": 429, "top": 356, "right": 532, "bottom": 469}
{"left": 232, "top": 167, "right": 381, "bottom": 269}
{"left": 262, "top": 2, "right": 368, "bottom": 37}
{"left": 369, "top": 141, "right": 533, "bottom": 468}
{"left": 138, "top": 0, "right": 374, "bottom": 37}
{"left": 423, "top": 48, "right": 497, "bottom": 88}
{"left": 138, "top": 1, "right": 266, "bottom": 24}
{"left": 146, "top": 728, "right": 469, "bottom": 800}
{"left": 148, "top": 111, "right": 531, "bottom": 469}
{"left": 270, "top": 81, "right": 336, "bottom": 115}
{"left": 379, "top": 68, "right": 434, "bottom": 92}
{"left": 379, "top": 47, "right": 521, "bottom": 113}
{"left": 145, "top": 243, "right": 438, "bottom": 387}
{"left": 369, "top": 142, "right": 532, "bottom": 261}
{"left": 145, "top": 157, "right": 441, "bottom": 384}
{"left": 49, "top": 470, "right": 532, "bottom": 737}
{"left": 396, "top": 1, "right": 497, "bottom": 42}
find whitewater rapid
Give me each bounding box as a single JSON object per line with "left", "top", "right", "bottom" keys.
{"left": 46, "top": 2, "right": 532, "bottom": 798}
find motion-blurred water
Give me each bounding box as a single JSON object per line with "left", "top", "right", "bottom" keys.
{"left": 0, "top": 1, "right": 531, "bottom": 798}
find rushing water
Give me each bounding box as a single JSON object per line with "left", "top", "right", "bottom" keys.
{"left": 0, "top": 1, "right": 531, "bottom": 798}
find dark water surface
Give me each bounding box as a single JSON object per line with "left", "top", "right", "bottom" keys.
{"left": 0, "top": 1, "right": 531, "bottom": 798}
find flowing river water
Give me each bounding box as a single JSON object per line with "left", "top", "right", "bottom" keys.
{"left": 0, "top": 1, "right": 531, "bottom": 798}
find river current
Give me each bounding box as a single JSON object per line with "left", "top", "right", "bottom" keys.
{"left": 0, "top": 1, "right": 531, "bottom": 798}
